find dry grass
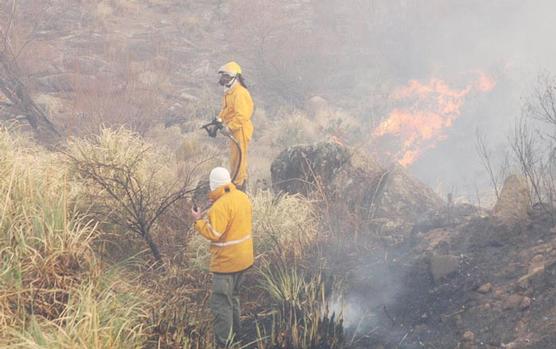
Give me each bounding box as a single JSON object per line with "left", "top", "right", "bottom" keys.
{"left": 0, "top": 125, "right": 345, "bottom": 349}
{"left": 0, "top": 127, "right": 150, "bottom": 347}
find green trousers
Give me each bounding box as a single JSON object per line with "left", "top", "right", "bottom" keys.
{"left": 210, "top": 271, "right": 245, "bottom": 346}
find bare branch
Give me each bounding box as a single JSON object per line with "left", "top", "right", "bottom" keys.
{"left": 475, "top": 128, "right": 501, "bottom": 200}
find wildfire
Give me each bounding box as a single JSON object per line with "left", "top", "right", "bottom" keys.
{"left": 373, "top": 73, "right": 495, "bottom": 166}
{"left": 475, "top": 72, "right": 496, "bottom": 92}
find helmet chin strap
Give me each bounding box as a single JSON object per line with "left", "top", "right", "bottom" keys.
{"left": 225, "top": 75, "right": 237, "bottom": 88}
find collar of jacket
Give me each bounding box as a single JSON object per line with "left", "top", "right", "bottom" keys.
{"left": 209, "top": 183, "right": 237, "bottom": 202}
{"left": 224, "top": 80, "right": 239, "bottom": 95}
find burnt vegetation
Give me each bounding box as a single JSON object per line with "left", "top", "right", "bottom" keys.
{"left": 2, "top": 1, "right": 556, "bottom": 349}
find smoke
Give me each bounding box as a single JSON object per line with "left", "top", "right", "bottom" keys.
{"left": 389, "top": 0, "right": 556, "bottom": 201}
{"left": 226, "top": 0, "right": 556, "bottom": 202}
{"left": 368, "top": 0, "right": 556, "bottom": 200}
{"left": 329, "top": 245, "right": 415, "bottom": 345}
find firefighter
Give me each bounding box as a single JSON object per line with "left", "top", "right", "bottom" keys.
{"left": 216, "top": 61, "right": 254, "bottom": 191}
{"left": 191, "top": 167, "right": 254, "bottom": 347}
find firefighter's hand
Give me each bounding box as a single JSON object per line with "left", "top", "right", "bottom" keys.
{"left": 191, "top": 206, "right": 203, "bottom": 220}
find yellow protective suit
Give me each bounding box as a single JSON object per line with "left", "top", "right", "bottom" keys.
{"left": 194, "top": 183, "right": 254, "bottom": 273}
{"left": 218, "top": 83, "right": 254, "bottom": 187}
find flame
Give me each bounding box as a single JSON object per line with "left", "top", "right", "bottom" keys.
{"left": 475, "top": 72, "right": 496, "bottom": 92}
{"left": 373, "top": 73, "right": 495, "bottom": 166}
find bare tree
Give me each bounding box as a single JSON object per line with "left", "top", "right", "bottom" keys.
{"left": 526, "top": 73, "right": 556, "bottom": 130}
{"left": 475, "top": 128, "right": 509, "bottom": 200}
{"left": 510, "top": 116, "right": 547, "bottom": 211}
{"left": 0, "top": 0, "right": 60, "bottom": 143}
{"left": 65, "top": 128, "right": 207, "bottom": 264}
{"left": 508, "top": 73, "right": 556, "bottom": 216}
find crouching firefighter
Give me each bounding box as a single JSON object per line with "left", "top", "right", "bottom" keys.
{"left": 216, "top": 61, "right": 254, "bottom": 191}
{"left": 191, "top": 167, "right": 254, "bottom": 347}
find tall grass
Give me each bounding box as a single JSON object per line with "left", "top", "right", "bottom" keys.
{"left": 0, "top": 127, "right": 150, "bottom": 348}
{"left": 0, "top": 126, "right": 346, "bottom": 348}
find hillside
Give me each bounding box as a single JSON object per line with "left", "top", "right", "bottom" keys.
{"left": 2, "top": 1, "right": 556, "bottom": 349}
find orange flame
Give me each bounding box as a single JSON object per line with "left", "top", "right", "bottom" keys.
{"left": 373, "top": 73, "right": 495, "bottom": 166}
{"left": 475, "top": 72, "right": 496, "bottom": 92}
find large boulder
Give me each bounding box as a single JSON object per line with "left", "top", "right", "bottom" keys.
{"left": 270, "top": 142, "right": 351, "bottom": 196}
{"left": 271, "top": 142, "right": 444, "bottom": 227}
{"left": 305, "top": 96, "right": 330, "bottom": 119}
{"left": 493, "top": 175, "right": 530, "bottom": 224}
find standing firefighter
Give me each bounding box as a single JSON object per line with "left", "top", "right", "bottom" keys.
{"left": 217, "top": 61, "right": 254, "bottom": 190}
{"left": 191, "top": 167, "right": 254, "bottom": 347}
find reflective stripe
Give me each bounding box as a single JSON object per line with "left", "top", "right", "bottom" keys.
{"left": 206, "top": 220, "right": 223, "bottom": 238}
{"left": 211, "top": 234, "right": 252, "bottom": 248}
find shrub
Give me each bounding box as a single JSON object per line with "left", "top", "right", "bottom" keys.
{"left": 65, "top": 127, "right": 201, "bottom": 263}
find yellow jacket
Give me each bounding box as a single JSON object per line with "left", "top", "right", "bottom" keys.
{"left": 194, "top": 184, "right": 254, "bottom": 273}
{"left": 218, "top": 83, "right": 254, "bottom": 141}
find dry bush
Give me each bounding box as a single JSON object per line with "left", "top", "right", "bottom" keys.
{"left": 65, "top": 127, "right": 205, "bottom": 263}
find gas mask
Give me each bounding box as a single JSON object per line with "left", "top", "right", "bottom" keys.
{"left": 218, "top": 73, "right": 237, "bottom": 88}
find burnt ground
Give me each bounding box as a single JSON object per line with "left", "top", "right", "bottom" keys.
{"left": 336, "top": 207, "right": 556, "bottom": 349}
{"left": 269, "top": 143, "right": 556, "bottom": 348}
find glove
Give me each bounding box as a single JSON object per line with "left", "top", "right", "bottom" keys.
{"left": 214, "top": 118, "right": 224, "bottom": 129}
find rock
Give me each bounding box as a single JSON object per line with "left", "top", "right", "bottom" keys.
{"left": 461, "top": 330, "right": 476, "bottom": 349}
{"left": 519, "top": 296, "right": 532, "bottom": 310}
{"left": 528, "top": 254, "right": 545, "bottom": 274}
{"left": 480, "top": 302, "right": 491, "bottom": 310}
{"left": 503, "top": 294, "right": 524, "bottom": 310}
{"left": 477, "top": 282, "right": 493, "bottom": 294}
{"left": 462, "top": 330, "right": 475, "bottom": 342}
{"left": 518, "top": 265, "right": 545, "bottom": 288}
{"left": 429, "top": 254, "right": 460, "bottom": 282}
{"left": 368, "top": 165, "right": 444, "bottom": 223}
{"left": 271, "top": 142, "right": 351, "bottom": 196}
{"left": 305, "top": 96, "right": 330, "bottom": 118}
{"left": 271, "top": 142, "right": 444, "bottom": 226}
{"left": 493, "top": 175, "right": 530, "bottom": 224}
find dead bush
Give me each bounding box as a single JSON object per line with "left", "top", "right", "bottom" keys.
{"left": 65, "top": 127, "right": 203, "bottom": 263}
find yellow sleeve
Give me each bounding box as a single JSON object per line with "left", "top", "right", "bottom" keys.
{"left": 226, "top": 90, "right": 253, "bottom": 131}
{"left": 194, "top": 205, "right": 228, "bottom": 242}
{"left": 217, "top": 96, "right": 226, "bottom": 119}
